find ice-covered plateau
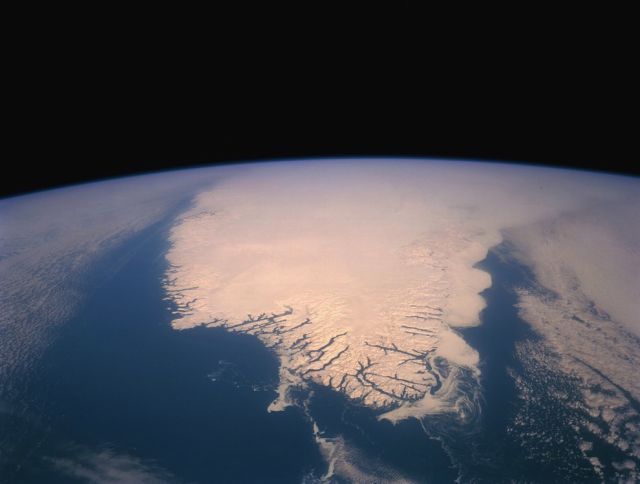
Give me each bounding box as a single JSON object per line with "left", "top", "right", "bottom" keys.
{"left": 163, "top": 161, "right": 639, "bottom": 422}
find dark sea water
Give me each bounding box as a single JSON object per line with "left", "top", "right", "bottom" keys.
{"left": 4, "top": 212, "right": 324, "bottom": 483}
{"left": 303, "top": 383, "right": 458, "bottom": 483}
{"left": 462, "top": 244, "right": 601, "bottom": 483}
{"left": 460, "top": 245, "right": 541, "bottom": 481}
{"left": 3, "top": 212, "right": 601, "bottom": 483}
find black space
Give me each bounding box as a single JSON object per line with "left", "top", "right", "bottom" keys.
{"left": 7, "top": 93, "right": 636, "bottom": 199}
{"left": 5, "top": 25, "right": 637, "bottom": 198}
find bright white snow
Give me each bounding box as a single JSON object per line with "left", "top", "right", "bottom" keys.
{"left": 164, "top": 159, "right": 639, "bottom": 428}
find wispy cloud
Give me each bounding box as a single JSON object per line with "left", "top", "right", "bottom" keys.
{"left": 0, "top": 169, "right": 215, "bottom": 387}
{"left": 48, "top": 448, "right": 176, "bottom": 484}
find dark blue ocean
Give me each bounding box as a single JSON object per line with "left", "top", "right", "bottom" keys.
{"left": 1, "top": 210, "right": 598, "bottom": 483}
{"left": 3, "top": 211, "right": 323, "bottom": 483}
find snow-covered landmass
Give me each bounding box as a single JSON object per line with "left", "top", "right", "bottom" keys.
{"left": 164, "top": 159, "right": 639, "bottom": 444}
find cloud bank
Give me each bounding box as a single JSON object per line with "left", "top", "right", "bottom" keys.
{"left": 505, "top": 197, "right": 640, "bottom": 478}
{"left": 0, "top": 169, "right": 215, "bottom": 392}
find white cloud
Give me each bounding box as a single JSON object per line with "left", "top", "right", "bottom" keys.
{"left": 505, "top": 197, "right": 640, "bottom": 475}
{"left": 48, "top": 448, "right": 175, "bottom": 484}
{"left": 0, "top": 169, "right": 216, "bottom": 387}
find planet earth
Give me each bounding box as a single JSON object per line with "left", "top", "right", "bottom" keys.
{"left": 1, "top": 159, "right": 639, "bottom": 483}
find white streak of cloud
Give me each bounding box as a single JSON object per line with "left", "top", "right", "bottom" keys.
{"left": 48, "top": 448, "right": 175, "bottom": 484}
